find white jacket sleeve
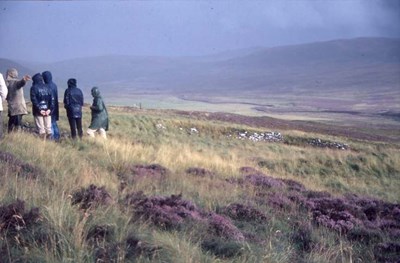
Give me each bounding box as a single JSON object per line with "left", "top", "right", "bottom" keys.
{"left": 0, "top": 73, "right": 8, "bottom": 111}
{"left": 0, "top": 73, "right": 7, "bottom": 101}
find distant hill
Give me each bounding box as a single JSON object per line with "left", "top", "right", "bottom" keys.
{"left": 0, "top": 58, "right": 34, "bottom": 77}
{"left": 1, "top": 37, "right": 399, "bottom": 98}
{"left": 212, "top": 37, "right": 400, "bottom": 93}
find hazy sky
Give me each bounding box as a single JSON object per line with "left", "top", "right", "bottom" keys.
{"left": 1, "top": 0, "right": 399, "bottom": 62}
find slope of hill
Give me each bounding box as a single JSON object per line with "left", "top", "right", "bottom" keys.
{"left": 1, "top": 37, "right": 399, "bottom": 120}
{"left": 37, "top": 37, "right": 399, "bottom": 95}
{"left": 0, "top": 58, "right": 34, "bottom": 77}
{"left": 0, "top": 105, "right": 399, "bottom": 262}
{"left": 210, "top": 37, "right": 400, "bottom": 92}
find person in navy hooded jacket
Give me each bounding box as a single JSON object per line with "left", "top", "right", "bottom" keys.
{"left": 30, "top": 73, "right": 55, "bottom": 139}
{"left": 64, "top": 78, "right": 84, "bottom": 139}
{"left": 42, "top": 71, "right": 60, "bottom": 141}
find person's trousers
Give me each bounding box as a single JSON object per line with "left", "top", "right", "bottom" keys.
{"left": 34, "top": 115, "right": 52, "bottom": 135}
{"left": 68, "top": 117, "right": 83, "bottom": 139}
{"left": 8, "top": 114, "right": 23, "bottom": 132}
{"left": 87, "top": 128, "right": 107, "bottom": 139}
{"left": 51, "top": 119, "right": 60, "bottom": 140}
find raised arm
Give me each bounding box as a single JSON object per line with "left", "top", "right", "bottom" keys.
{"left": 15, "top": 75, "right": 31, "bottom": 89}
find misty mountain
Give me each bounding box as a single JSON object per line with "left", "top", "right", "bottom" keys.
{"left": 217, "top": 37, "right": 400, "bottom": 92}
{"left": 0, "top": 58, "right": 35, "bottom": 77}
{"left": 1, "top": 37, "right": 399, "bottom": 98}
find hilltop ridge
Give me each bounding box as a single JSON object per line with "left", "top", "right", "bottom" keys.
{"left": 1, "top": 37, "right": 399, "bottom": 95}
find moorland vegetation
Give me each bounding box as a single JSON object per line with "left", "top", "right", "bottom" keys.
{"left": 0, "top": 104, "right": 399, "bottom": 263}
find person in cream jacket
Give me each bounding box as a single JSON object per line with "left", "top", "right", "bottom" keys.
{"left": 0, "top": 73, "right": 8, "bottom": 138}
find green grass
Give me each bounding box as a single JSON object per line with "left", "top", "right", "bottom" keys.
{"left": 0, "top": 106, "right": 399, "bottom": 262}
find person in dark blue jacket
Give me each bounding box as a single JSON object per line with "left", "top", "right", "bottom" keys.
{"left": 30, "top": 73, "right": 55, "bottom": 139}
{"left": 64, "top": 78, "right": 84, "bottom": 139}
{"left": 42, "top": 71, "right": 60, "bottom": 141}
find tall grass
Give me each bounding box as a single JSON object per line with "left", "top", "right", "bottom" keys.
{"left": 0, "top": 107, "right": 399, "bottom": 262}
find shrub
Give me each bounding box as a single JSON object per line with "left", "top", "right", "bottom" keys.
{"left": 291, "top": 222, "right": 314, "bottom": 252}
{"left": 186, "top": 167, "right": 214, "bottom": 178}
{"left": 93, "top": 234, "right": 161, "bottom": 262}
{"left": 220, "top": 203, "right": 267, "bottom": 222}
{"left": 124, "top": 192, "right": 247, "bottom": 243}
{"left": 86, "top": 224, "right": 115, "bottom": 245}
{"left": 281, "top": 179, "right": 306, "bottom": 192}
{"left": 244, "top": 174, "right": 285, "bottom": 189}
{"left": 347, "top": 227, "right": 383, "bottom": 244}
{"left": 239, "top": 166, "right": 262, "bottom": 175}
{"left": 0, "top": 199, "right": 43, "bottom": 239}
{"left": 71, "top": 184, "right": 113, "bottom": 210}
{"left": 0, "top": 199, "right": 56, "bottom": 261}
{"left": 118, "top": 163, "right": 169, "bottom": 185}
{"left": 207, "top": 213, "right": 245, "bottom": 242}
{"left": 0, "top": 151, "right": 43, "bottom": 179}
{"left": 201, "top": 238, "right": 244, "bottom": 258}
{"left": 124, "top": 192, "right": 201, "bottom": 230}
{"left": 374, "top": 242, "right": 400, "bottom": 263}
{"left": 125, "top": 234, "right": 161, "bottom": 259}
{"left": 265, "top": 192, "right": 294, "bottom": 210}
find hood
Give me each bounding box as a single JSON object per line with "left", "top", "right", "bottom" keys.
{"left": 6, "top": 68, "right": 18, "bottom": 79}
{"left": 67, "top": 78, "right": 77, "bottom": 88}
{"left": 91, "top": 86, "right": 101, "bottom": 98}
{"left": 32, "top": 73, "right": 44, "bottom": 85}
{"left": 42, "top": 71, "right": 52, "bottom": 84}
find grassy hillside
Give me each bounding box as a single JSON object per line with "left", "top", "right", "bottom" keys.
{"left": 1, "top": 105, "right": 399, "bottom": 262}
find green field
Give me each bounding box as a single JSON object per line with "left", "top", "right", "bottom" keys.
{"left": 0, "top": 101, "right": 399, "bottom": 262}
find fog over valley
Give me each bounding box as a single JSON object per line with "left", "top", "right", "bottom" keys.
{"left": 0, "top": 1, "right": 399, "bottom": 116}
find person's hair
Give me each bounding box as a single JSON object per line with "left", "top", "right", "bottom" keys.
{"left": 67, "top": 78, "right": 77, "bottom": 87}
{"left": 7, "top": 68, "right": 18, "bottom": 78}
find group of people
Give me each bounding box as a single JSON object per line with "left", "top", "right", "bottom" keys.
{"left": 0, "top": 68, "right": 109, "bottom": 140}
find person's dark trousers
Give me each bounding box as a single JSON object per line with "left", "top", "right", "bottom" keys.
{"left": 51, "top": 119, "right": 60, "bottom": 141}
{"left": 8, "top": 114, "right": 23, "bottom": 133}
{"left": 68, "top": 117, "right": 83, "bottom": 139}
